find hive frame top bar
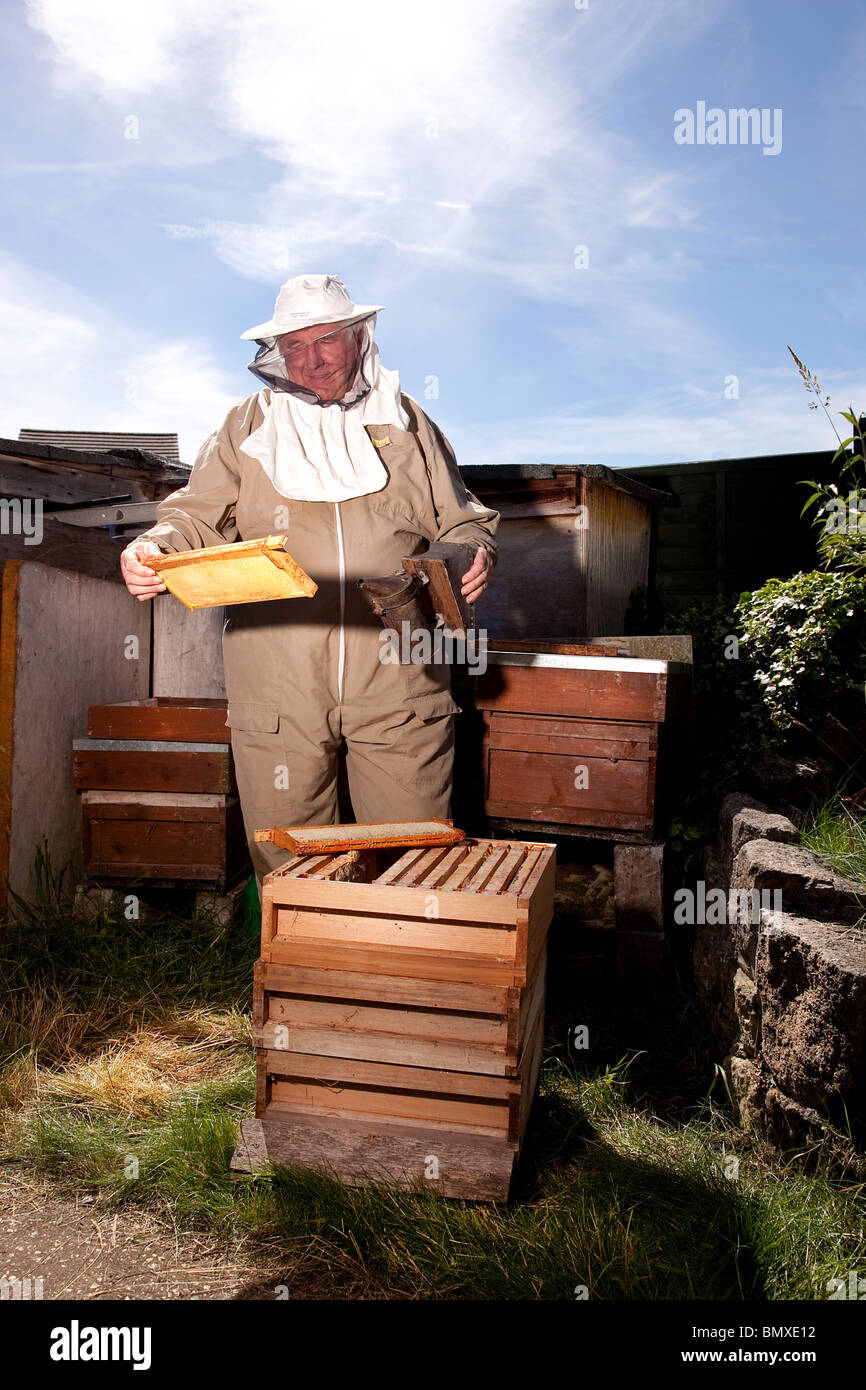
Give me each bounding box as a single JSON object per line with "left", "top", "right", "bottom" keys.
{"left": 271, "top": 838, "right": 556, "bottom": 899}
{"left": 256, "top": 820, "right": 465, "bottom": 855}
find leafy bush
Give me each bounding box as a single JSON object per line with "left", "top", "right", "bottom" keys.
{"left": 736, "top": 570, "right": 866, "bottom": 733}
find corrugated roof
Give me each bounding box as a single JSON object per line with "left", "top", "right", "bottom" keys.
{"left": 18, "top": 429, "right": 180, "bottom": 462}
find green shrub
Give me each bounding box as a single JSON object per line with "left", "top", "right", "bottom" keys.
{"left": 737, "top": 570, "right": 866, "bottom": 733}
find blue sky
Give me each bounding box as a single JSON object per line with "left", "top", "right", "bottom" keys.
{"left": 1, "top": 0, "right": 863, "bottom": 468}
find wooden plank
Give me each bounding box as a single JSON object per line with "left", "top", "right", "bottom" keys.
{"left": 73, "top": 747, "right": 233, "bottom": 794}
{"left": 281, "top": 854, "right": 333, "bottom": 878}
{"left": 486, "top": 727, "right": 652, "bottom": 760}
{"left": 261, "top": 1049, "right": 518, "bottom": 1099}
{"left": 484, "top": 711, "right": 654, "bottom": 740}
{"left": 481, "top": 846, "right": 526, "bottom": 895}
{"left": 518, "top": 844, "right": 557, "bottom": 911}
{"left": 258, "top": 961, "right": 512, "bottom": 1013}
{"left": 230, "top": 1114, "right": 517, "bottom": 1202}
{"left": 267, "top": 875, "right": 519, "bottom": 924}
{"left": 230, "top": 1112, "right": 514, "bottom": 1200}
{"left": 584, "top": 479, "right": 650, "bottom": 638}
{"left": 474, "top": 662, "right": 667, "bottom": 722}
{"left": 401, "top": 544, "right": 475, "bottom": 633}
{"left": 259, "top": 1026, "right": 509, "bottom": 1074}
{"left": 517, "top": 1006, "right": 545, "bottom": 1145}
{"left": 260, "top": 883, "right": 276, "bottom": 953}
{"left": 486, "top": 751, "right": 650, "bottom": 821}
{"left": 152, "top": 605, "right": 227, "bottom": 700}
{"left": 0, "top": 561, "right": 150, "bottom": 918}
{"left": 507, "top": 847, "right": 543, "bottom": 899}
{"left": 272, "top": 908, "right": 516, "bottom": 958}
{"left": 484, "top": 796, "right": 650, "bottom": 832}
{"left": 486, "top": 712, "right": 654, "bottom": 744}
{"left": 0, "top": 456, "right": 130, "bottom": 505}
{"left": 0, "top": 519, "right": 128, "bottom": 590}
{"left": 516, "top": 945, "right": 547, "bottom": 1062}
{"left": 267, "top": 1079, "right": 509, "bottom": 1135}
{"left": 87, "top": 698, "right": 229, "bottom": 742}
{"left": 414, "top": 844, "right": 471, "bottom": 889}
{"left": 526, "top": 857, "right": 556, "bottom": 979}
{"left": 462, "top": 844, "right": 511, "bottom": 892}
{"left": 390, "top": 844, "right": 454, "bottom": 887}
{"left": 258, "top": 938, "right": 524, "bottom": 986}
{"left": 256, "top": 1052, "right": 271, "bottom": 1114}
{"left": 261, "top": 999, "right": 508, "bottom": 1047}
{"left": 81, "top": 791, "right": 228, "bottom": 822}
{"left": 486, "top": 639, "right": 608, "bottom": 655}
{"left": 375, "top": 847, "right": 430, "bottom": 886}
{"left": 86, "top": 820, "right": 227, "bottom": 879}
{"left": 439, "top": 843, "right": 495, "bottom": 891}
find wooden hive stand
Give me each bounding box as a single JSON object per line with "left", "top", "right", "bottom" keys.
{"left": 231, "top": 836, "right": 556, "bottom": 1202}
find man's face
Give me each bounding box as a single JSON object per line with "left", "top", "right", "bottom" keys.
{"left": 276, "top": 317, "right": 364, "bottom": 399}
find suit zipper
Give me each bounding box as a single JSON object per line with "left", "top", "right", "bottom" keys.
{"left": 334, "top": 501, "right": 346, "bottom": 704}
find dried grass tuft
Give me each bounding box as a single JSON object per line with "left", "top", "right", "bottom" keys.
{"left": 38, "top": 1011, "right": 250, "bottom": 1117}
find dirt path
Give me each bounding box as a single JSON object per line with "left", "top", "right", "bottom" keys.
{"left": 0, "top": 1172, "right": 284, "bottom": 1301}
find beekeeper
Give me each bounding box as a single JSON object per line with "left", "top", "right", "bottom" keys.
{"left": 121, "top": 274, "right": 499, "bottom": 884}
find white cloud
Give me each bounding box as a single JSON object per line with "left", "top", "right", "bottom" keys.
{"left": 0, "top": 251, "right": 238, "bottom": 460}
{"left": 26, "top": 0, "right": 719, "bottom": 296}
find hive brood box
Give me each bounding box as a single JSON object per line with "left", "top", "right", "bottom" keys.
{"left": 232, "top": 836, "right": 556, "bottom": 1202}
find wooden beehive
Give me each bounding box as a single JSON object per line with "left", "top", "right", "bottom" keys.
{"left": 232, "top": 836, "right": 556, "bottom": 1202}
{"left": 75, "top": 699, "right": 249, "bottom": 889}
{"left": 474, "top": 650, "right": 689, "bottom": 842}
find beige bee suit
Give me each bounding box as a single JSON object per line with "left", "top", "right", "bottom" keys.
{"left": 135, "top": 390, "right": 499, "bottom": 883}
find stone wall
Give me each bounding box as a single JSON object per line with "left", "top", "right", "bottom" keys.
{"left": 693, "top": 793, "right": 866, "bottom": 1152}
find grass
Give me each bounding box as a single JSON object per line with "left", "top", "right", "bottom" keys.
{"left": 1, "top": 858, "right": 864, "bottom": 1301}
{"left": 800, "top": 791, "right": 866, "bottom": 891}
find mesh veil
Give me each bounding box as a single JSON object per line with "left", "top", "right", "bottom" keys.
{"left": 245, "top": 315, "right": 379, "bottom": 409}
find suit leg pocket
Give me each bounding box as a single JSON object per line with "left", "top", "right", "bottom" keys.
{"left": 224, "top": 701, "right": 286, "bottom": 804}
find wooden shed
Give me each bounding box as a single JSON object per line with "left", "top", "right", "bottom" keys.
{"left": 462, "top": 464, "right": 672, "bottom": 641}
{"left": 0, "top": 433, "right": 214, "bottom": 916}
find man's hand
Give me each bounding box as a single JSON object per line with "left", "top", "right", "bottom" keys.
{"left": 460, "top": 546, "right": 492, "bottom": 605}
{"left": 120, "top": 540, "right": 167, "bottom": 601}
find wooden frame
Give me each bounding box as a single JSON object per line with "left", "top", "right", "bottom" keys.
{"left": 145, "top": 535, "right": 317, "bottom": 610}
{"left": 254, "top": 819, "right": 464, "bottom": 856}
